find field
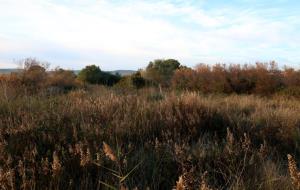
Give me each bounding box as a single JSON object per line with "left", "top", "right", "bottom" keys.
{"left": 1, "top": 0, "right": 300, "bottom": 188}
{"left": 1, "top": 84, "right": 300, "bottom": 189}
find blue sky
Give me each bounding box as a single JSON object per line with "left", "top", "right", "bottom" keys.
{"left": 0, "top": 0, "right": 299, "bottom": 70}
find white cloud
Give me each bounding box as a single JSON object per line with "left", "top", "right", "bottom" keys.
{"left": 0, "top": 0, "right": 299, "bottom": 69}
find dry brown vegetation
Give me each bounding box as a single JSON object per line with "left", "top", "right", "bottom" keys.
{"left": 172, "top": 62, "right": 300, "bottom": 96}
{"left": 1, "top": 59, "right": 300, "bottom": 189}
{"left": 0, "top": 84, "right": 300, "bottom": 189}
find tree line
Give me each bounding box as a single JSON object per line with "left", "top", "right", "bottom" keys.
{"left": 1, "top": 58, "right": 300, "bottom": 96}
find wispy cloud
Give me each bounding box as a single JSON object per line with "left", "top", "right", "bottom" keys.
{"left": 0, "top": 0, "right": 299, "bottom": 69}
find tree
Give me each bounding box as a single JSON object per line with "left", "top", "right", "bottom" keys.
{"left": 78, "top": 65, "right": 121, "bottom": 86}
{"left": 97, "top": 71, "right": 121, "bottom": 86}
{"left": 78, "top": 65, "right": 102, "bottom": 84}
{"left": 145, "top": 59, "right": 181, "bottom": 87}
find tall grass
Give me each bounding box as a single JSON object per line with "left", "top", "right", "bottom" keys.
{"left": 0, "top": 85, "right": 299, "bottom": 189}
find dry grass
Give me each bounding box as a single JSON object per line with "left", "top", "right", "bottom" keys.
{"left": 288, "top": 154, "right": 300, "bottom": 189}
{"left": 0, "top": 85, "right": 299, "bottom": 189}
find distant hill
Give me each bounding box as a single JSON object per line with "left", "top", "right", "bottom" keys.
{"left": 0, "top": 69, "right": 136, "bottom": 76}
{"left": 0, "top": 69, "right": 22, "bottom": 74}
{"left": 108, "top": 70, "right": 136, "bottom": 76}
{"left": 73, "top": 70, "right": 135, "bottom": 76}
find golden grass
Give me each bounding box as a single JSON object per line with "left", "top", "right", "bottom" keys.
{"left": 0, "top": 86, "right": 300, "bottom": 189}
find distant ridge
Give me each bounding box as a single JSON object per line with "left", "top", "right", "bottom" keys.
{"left": 0, "top": 69, "right": 22, "bottom": 74}
{"left": 108, "top": 70, "right": 136, "bottom": 76}
{"left": 0, "top": 69, "right": 136, "bottom": 76}
{"left": 73, "top": 70, "right": 136, "bottom": 76}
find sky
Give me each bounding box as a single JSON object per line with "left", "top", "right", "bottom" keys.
{"left": 0, "top": 0, "right": 300, "bottom": 70}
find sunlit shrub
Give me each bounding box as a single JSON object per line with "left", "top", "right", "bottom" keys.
{"left": 47, "top": 68, "right": 79, "bottom": 91}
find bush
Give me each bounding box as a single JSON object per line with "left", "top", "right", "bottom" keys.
{"left": 77, "top": 65, "right": 102, "bottom": 84}
{"left": 131, "top": 71, "right": 146, "bottom": 89}
{"left": 171, "top": 67, "right": 198, "bottom": 90}
{"left": 20, "top": 58, "right": 48, "bottom": 89}
{"left": 47, "top": 68, "right": 79, "bottom": 91}
{"left": 78, "top": 65, "right": 121, "bottom": 86}
{"left": 144, "top": 59, "right": 181, "bottom": 87}
{"left": 172, "top": 62, "right": 294, "bottom": 96}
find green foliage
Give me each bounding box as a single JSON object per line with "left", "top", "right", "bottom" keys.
{"left": 145, "top": 59, "right": 181, "bottom": 87}
{"left": 98, "top": 71, "right": 121, "bottom": 86}
{"left": 114, "top": 71, "right": 147, "bottom": 90}
{"left": 78, "top": 65, "right": 121, "bottom": 86}
{"left": 114, "top": 76, "right": 133, "bottom": 89}
{"left": 77, "top": 65, "right": 102, "bottom": 84}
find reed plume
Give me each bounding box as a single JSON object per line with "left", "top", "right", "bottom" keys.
{"left": 287, "top": 154, "right": 300, "bottom": 189}
{"left": 103, "top": 142, "right": 117, "bottom": 162}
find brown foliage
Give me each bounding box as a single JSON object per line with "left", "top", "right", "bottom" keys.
{"left": 171, "top": 62, "right": 298, "bottom": 96}
{"left": 46, "top": 68, "right": 79, "bottom": 90}
{"left": 1, "top": 59, "right": 79, "bottom": 96}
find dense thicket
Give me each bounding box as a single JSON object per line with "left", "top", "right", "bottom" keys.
{"left": 172, "top": 62, "right": 300, "bottom": 96}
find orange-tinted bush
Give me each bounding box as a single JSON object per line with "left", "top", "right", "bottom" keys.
{"left": 171, "top": 67, "right": 198, "bottom": 90}
{"left": 194, "top": 64, "right": 213, "bottom": 93}
{"left": 47, "top": 68, "right": 79, "bottom": 90}
{"left": 253, "top": 62, "right": 283, "bottom": 95}
{"left": 283, "top": 67, "right": 300, "bottom": 88}
{"left": 172, "top": 62, "right": 294, "bottom": 96}
{"left": 227, "top": 64, "right": 256, "bottom": 94}
{"left": 210, "top": 64, "right": 232, "bottom": 93}
{"left": 1, "top": 59, "right": 82, "bottom": 95}
{"left": 19, "top": 58, "right": 48, "bottom": 89}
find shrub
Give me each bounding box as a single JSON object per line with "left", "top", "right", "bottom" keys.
{"left": 253, "top": 62, "right": 283, "bottom": 95}
{"left": 97, "top": 71, "right": 121, "bottom": 86}
{"left": 172, "top": 62, "right": 294, "bottom": 96}
{"left": 283, "top": 67, "right": 300, "bottom": 87}
{"left": 144, "top": 59, "right": 181, "bottom": 87}
{"left": 171, "top": 67, "right": 198, "bottom": 90}
{"left": 131, "top": 71, "right": 146, "bottom": 89}
{"left": 78, "top": 65, "right": 121, "bottom": 86}
{"left": 20, "top": 58, "right": 48, "bottom": 89}
{"left": 77, "top": 65, "right": 102, "bottom": 84}
{"left": 47, "top": 68, "right": 79, "bottom": 91}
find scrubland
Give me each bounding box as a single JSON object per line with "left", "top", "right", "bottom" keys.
{"left": 1, "top": 59, "right": 300, "bottom": 189}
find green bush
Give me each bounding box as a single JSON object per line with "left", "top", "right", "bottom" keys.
{"left": 78, "top": 65, "right": 121, "bottom": 86}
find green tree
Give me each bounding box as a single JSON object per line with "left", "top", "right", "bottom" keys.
{"left": 78, "top": 65, "right": 102, "bottom": 84}
{"left": 98, "top": 71, "right": 121, "bottom": 86}
{"left": 78, "top": 65, "right": 121, "bottom": 86}
{"left": 145, "top": 59, "right": 181, "bottom": 87}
